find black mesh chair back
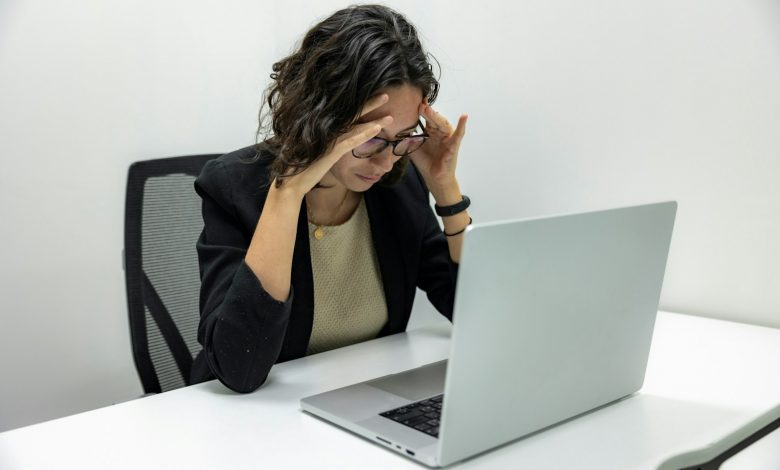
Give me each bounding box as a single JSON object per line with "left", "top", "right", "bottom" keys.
{"left": 124, "top": 154, "right": 219, "bottom": 393}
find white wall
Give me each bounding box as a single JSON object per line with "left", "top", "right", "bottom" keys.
{"left": 1, "top": 0, "right": 778, "bottom": 432}
{"left": 0, "top": 0, "right": 276, "bottom": 432}
{"left": 435, "top": 0, "right": 780, "bottom": 329}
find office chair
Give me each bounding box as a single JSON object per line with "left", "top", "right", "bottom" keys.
{"left": 123, "top": 153, "right": 220, "bottom": 394}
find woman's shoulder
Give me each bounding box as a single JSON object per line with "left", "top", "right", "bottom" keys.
{"left": 205, "top": 143, "right": 274, "bottom": 181}
{"left": 197, "top": 143, "right": 275, "bottom": 195}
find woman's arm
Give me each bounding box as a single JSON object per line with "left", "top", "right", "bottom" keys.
{"left": 195, "top": 159, "right": 296, "bottom": 393}
{"left": 409, "top": 102, "right": 469, "bottom": 262}
{"left": 416, "top": 202, "right": 460, "bottom": 320}
{"left": 429, "top": 182, "right": 470, "bottom": 263}
{"left": 244, "top": 184, "right": 304, "bottom": 302}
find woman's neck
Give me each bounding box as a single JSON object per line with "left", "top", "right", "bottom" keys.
{"left": 306, "top": 186, "right": 358, "bottom": 226}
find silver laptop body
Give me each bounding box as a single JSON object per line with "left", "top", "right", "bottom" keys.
{"left": 301, "top": 201, "right": 677, "bottom": 467}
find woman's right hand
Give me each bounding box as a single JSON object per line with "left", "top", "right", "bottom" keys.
{"left": 276, "top": 93, "right": 394, "bottom": 197}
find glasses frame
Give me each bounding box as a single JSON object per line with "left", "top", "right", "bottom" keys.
{"left": 351, "top": 120, "right": 429, "bottom": 159}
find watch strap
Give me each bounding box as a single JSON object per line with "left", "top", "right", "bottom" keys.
{"left": 434, "top": 195, "right": 471, "bottom": 217}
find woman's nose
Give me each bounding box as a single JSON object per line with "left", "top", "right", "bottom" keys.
{"left": 372, "top": 147, "right": 396, "bottom": 172}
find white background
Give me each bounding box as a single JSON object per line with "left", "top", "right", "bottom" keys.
{"left": 0, "top": 0, "right": 778, "bottom": 432}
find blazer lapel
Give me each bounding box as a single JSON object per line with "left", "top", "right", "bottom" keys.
{"left": 279, "top": 200, "right": 315, "bottom": 360}
{"left": 364, "top": 189, "right": 407, "bottom": 335}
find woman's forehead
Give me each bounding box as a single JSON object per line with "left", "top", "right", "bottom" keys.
{"left": 359, "top": 84, "right": 423, "bottom": 133}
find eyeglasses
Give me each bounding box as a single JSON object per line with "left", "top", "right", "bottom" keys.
{"left": 352, "top": 122, "right": 429, "bottom": 159}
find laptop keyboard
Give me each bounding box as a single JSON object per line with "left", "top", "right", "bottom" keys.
{"left": 379, "top": 394, "right": 443, "bottom": 437}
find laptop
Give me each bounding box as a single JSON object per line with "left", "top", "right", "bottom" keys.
{"left": 301, "top": 201, "right": 677, "bottom": 467}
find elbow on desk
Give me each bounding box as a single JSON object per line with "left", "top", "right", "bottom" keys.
{"left": 205, "top": 348, "right": 272, "bottom": 393}
{"left": 197, "top": 304, "right": 288, "bottom": 393}
{"left": 217, "top": 372, "right": 268, "bottom": 394}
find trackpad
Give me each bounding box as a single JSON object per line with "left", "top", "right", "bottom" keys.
{"left": 366, "top": 360, "right": 447, "bottom": 401}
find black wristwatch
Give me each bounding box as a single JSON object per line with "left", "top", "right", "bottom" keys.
{"left": 434, "top": 195, "right": 471, "bottom": 217}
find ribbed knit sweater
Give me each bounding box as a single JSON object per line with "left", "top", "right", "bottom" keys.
{"left": 306, "top": 197, "right": 388, "bottom": 354}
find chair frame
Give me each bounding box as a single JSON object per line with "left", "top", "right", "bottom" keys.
{"left": 123, "top": 154, "right": 220, "bottom": 394}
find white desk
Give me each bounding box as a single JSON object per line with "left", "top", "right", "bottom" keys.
{"left": 2, "top": 311, "right": 780, "bottom": 469}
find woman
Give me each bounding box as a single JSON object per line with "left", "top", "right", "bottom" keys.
{"left": 191, "top": 4, "right": 470, "bottom": 392}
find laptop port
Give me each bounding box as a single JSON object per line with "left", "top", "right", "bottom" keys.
{"left": 376, "top": 436, "right": 392, "bottom": 446}
{"left": 406, "top": 449, "right": 415, "bottom": 456}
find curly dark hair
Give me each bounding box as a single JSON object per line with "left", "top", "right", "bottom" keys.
{"left": 253, "top": 4, "right": 440, "bottom": 187}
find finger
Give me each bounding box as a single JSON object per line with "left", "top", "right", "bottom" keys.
{"left": 423, "top": 104, "right": 453, "bottom": 134}
{"left": 335, "top": 115, "right": 393, "bottom": 154}
{"left": 452, "top": 114, "right": 468, "bottom": 143}
{"left": 305, "top": 117, "right": 390, "bottom": 180}
{"left": 359, "top": 93, "right": 390, "bottom": 118}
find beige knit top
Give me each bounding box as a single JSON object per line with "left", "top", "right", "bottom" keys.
{"left": 306, "top": 197, "right": 388, "bottom": 355}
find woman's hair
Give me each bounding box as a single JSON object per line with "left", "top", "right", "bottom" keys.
{"left": 254, "top": 4, "right": 439, "bottom": 187}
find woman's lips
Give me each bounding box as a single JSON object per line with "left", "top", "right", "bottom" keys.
{"left": 356, "top": 174, "right": 381, "bottom": 183}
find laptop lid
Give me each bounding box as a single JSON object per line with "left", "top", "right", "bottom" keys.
{"left": 437, "top": 201, "right": 676, "bottom": 465}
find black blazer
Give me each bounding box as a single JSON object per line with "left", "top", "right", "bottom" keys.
{"left": 190, "top": 144, "right": 457, "bottom": 392}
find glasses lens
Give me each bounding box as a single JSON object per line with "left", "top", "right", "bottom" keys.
{"left": 353, "top": 138, "right": 387, "bottom": 158}
{"left": 394, "top": 136, "right": 427, "bottom": 156}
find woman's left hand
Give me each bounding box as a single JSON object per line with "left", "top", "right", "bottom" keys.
{"left": 410, "top": 101, "right": 468, "bottom": 195}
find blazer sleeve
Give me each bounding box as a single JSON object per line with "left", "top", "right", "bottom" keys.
{"left": 194, "top": 158, "right": 294, "bottom": 393}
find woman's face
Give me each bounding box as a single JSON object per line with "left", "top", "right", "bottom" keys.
{"left": 324, "top": 84, "right": 424, "bottom": 192}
